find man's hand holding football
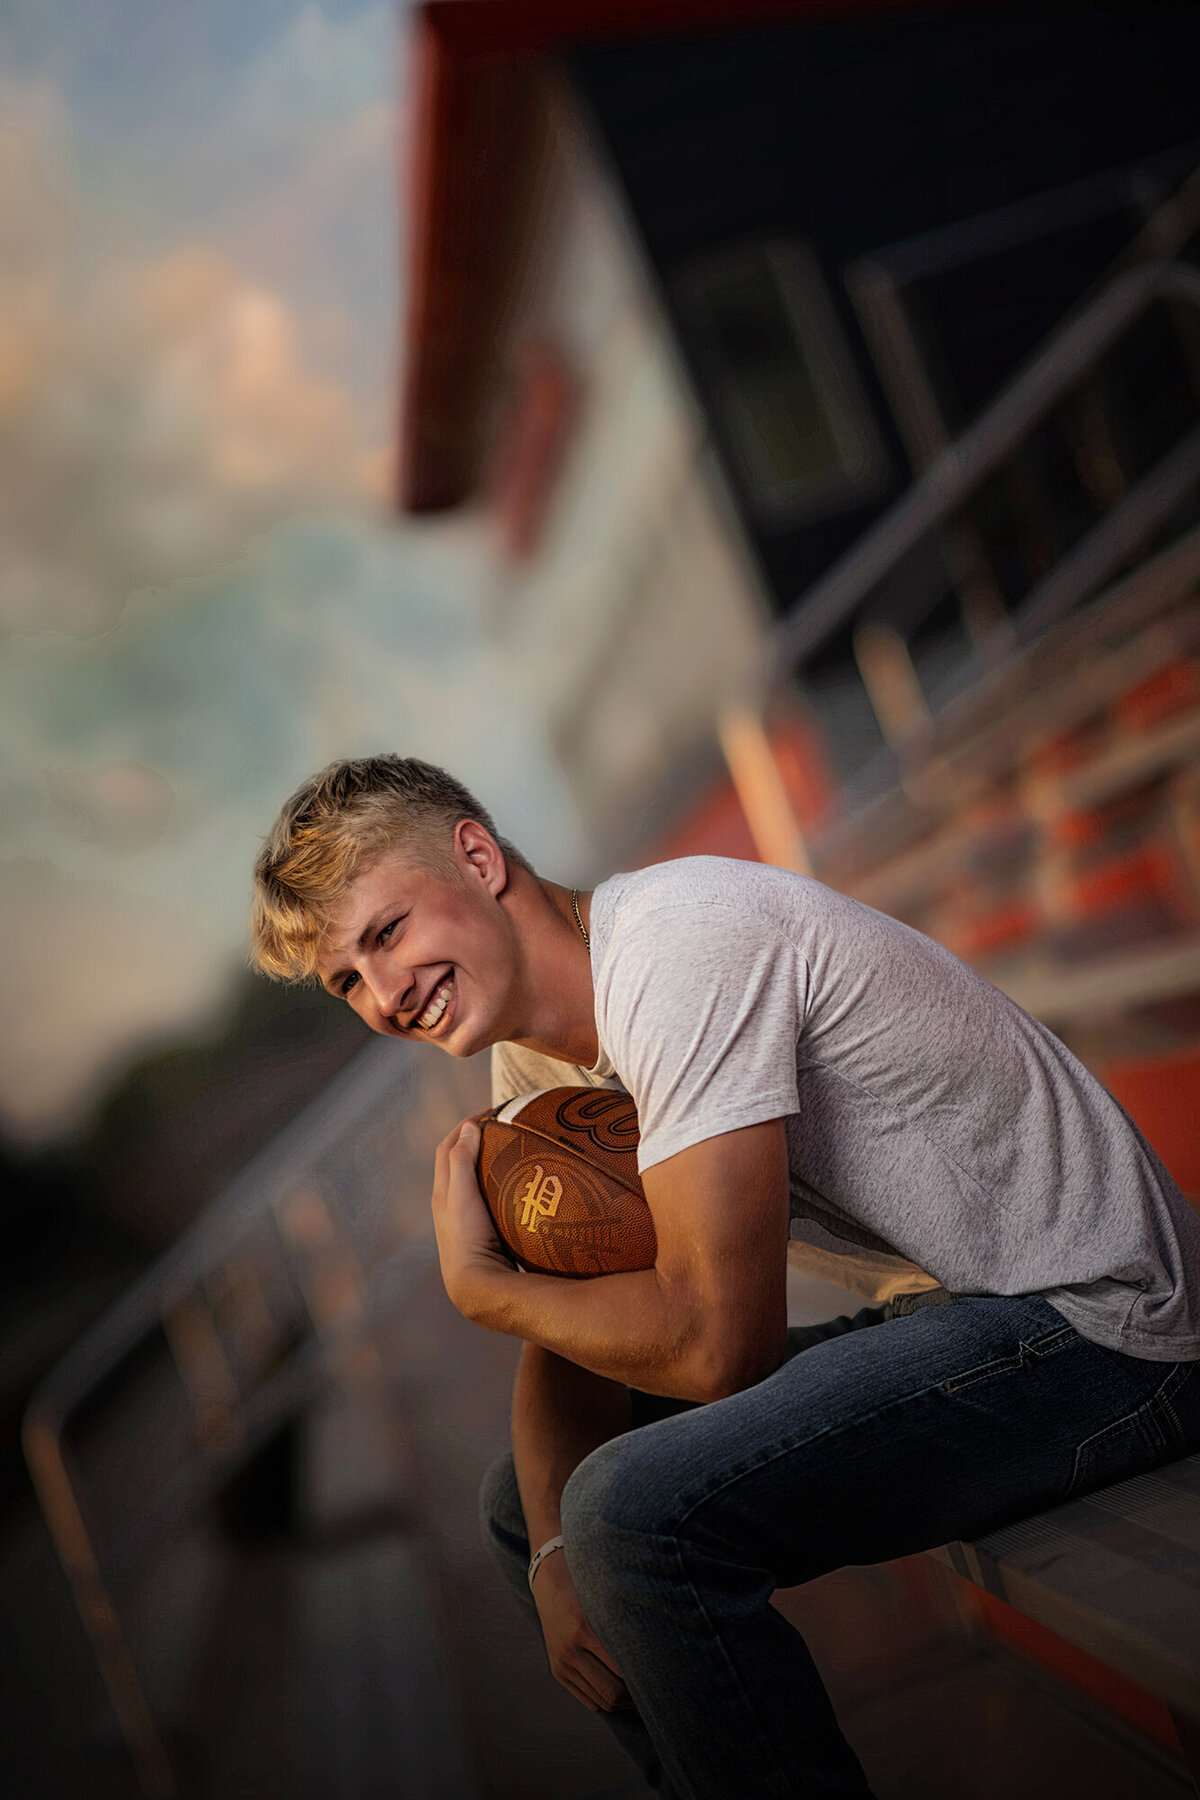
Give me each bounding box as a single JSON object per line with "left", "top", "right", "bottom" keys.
{"left": 431, "top": 1116, "right": 514, "bottom": 1314}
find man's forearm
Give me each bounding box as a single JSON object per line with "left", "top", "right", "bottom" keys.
{"left": 471, "top": 1263, "right": 783, "bottom": 1402}
{"left": 512, "top": 1343, "right": 633, "bottom": 1550}
{"left": 435, "top": 1116, "right": 790, "bottom": 1402}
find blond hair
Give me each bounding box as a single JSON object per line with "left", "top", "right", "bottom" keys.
{"left": 250, "top": 755, "right": 527, "bottom": 983}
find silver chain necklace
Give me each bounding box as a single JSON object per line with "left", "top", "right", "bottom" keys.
{"left": 570, "top": 887, "right": 590, "bottom": 952}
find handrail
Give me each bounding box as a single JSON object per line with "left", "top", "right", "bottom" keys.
{"left": 21, "top": 1032, "right": 442, "bottom": 1799}
{"left": 770, "top": 260, "right": 1200, "bottom": 672}
{"left": 24, "top": 1037, "right": 406, "bottom": 1436}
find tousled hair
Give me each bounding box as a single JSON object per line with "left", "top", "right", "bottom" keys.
{"left": 249, "top": 754, "right": 528, "bottom": 983}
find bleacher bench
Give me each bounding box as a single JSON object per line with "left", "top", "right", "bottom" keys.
{"left": 933, "top": 1448, "right": 1200, "bottom": 1789}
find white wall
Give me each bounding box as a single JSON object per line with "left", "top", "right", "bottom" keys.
{"left": 470, "top": 72, "right": 772, "bottom": 867}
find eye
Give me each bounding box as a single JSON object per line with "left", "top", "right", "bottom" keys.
{"left": 339, "top": 970, "right": 360, "bottom": 998}
{"left": 377, "top": 915, "right": 405, "bottom": 946}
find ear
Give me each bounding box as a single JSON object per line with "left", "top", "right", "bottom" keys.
{"left": 455, "top": 819, "right": 508, "bottom": 896}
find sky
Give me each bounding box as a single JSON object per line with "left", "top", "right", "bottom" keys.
{"left": 0, "top": 0, "right": 583, "bottom": 1146}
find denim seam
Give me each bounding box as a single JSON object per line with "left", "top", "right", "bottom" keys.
{"left": 673, "top": 1402, "right": 928, "bottom": 1528}
{"left": 1067, "top": 1361, "right": 1190, "bottom": 1495}
{"left": 672, "top": 1391, "right": 977, "bottom": 1524}
{"left": 1149, "top": 1360, "right": 1191, "bottom": 1451}
{"left": 669, "top": 1531, "right": 806, "bottom": 1800}
{"left": 573, "top": 1514, "right": 792, "bottom": 1800}
{"left": 1069, "top": 1416, "right": 1151, "bottom": 1496}
{"left": 671, "top": 1317, "right": 1083, "bottom": 1528}
{"left": 941, "top": 1325, "right": 1079, "bottom": 1394}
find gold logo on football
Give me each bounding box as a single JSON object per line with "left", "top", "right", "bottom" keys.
{"left": 518, "top": 1166, "right": 563, "bottom": 1232}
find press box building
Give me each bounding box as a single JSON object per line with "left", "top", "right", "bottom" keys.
{"left": 399, "top": 0, "right": 1200, "bottom": 1173}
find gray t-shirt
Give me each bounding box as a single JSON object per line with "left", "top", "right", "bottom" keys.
{"left": 492, "top": 857, "right": 1200, "bottom": 1360}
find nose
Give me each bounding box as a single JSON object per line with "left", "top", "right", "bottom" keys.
{"left": 359, "top": 960, "right": 414, "bottom": 1024}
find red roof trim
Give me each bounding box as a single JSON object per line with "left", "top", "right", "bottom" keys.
{"left": 399, "top": 14, "right": 540, "bottom": 509}
{"left": 423, "top": 0, "right": 924, "bottom": 57}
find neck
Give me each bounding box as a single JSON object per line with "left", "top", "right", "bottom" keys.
{"left": 502, "top": 872, "right": 598, "bottom": 1066}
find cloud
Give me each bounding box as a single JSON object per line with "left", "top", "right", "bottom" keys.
{"left": 44, "top": 760, "right": 175, "bottom": 852}
{"left": 0, "top": 5, "right": 403, "bottom": 641}
{"left": 185, "top": 3, "right": 404, "bottom": 445}
{"left": 36, "top": 2, "right": 405, "bottom": 437}
{"left": 0, "top": 6, "right": 584, "bottom": 1147}
{"left": 0, "top": 207, "right": 380, "bottom": 637}
{"left": 0, "top": 514, "right": 583, "bottom": 1144}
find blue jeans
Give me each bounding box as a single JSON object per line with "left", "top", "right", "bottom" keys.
{"left": 480, "top": 1295, "right": 1200, "bottom": 1799}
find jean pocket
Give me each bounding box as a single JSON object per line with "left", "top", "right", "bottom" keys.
{"left": 1067, "top": 1362, "right": 1193, "bottom": 1499}
{"left": 942, "top": 1324, "right": 1078, "bottom": 1395}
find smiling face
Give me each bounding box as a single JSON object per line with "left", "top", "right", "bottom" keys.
{"left": 315, "top": 822, "right": 520, "bottom": 1057}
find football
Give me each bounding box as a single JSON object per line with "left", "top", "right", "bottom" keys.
{"left": 476, "top": 1086, "right": 657, "bottom": 1278}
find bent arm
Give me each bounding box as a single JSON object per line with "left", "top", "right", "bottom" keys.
{"left": 512, "top": 1343, "right": 632, "bottom": 1551}
{"left": 512, "top": 1343, "right": 635, "bottom": 1714}
{"left": 436, "top": 1117, "right": 791, "bottom": 1402}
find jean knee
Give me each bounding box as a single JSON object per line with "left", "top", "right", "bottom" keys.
{"left": 561, "top": 1433, "right": 674, "bottom": 1596}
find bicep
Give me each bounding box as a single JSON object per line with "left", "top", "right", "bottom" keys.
{"left": 641, "top": 1120, "right": 791, "bottom": 1390}
{"left": 601, "top": 909, "right": 804, "bottom": 1170}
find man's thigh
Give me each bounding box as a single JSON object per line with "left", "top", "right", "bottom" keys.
{"left": 567, "top": 1294, "right": 1200, "bottom": 1590}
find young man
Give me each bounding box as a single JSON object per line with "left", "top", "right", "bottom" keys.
{"left": 252, "top": 754, "right": 1200, "bottom": 1800}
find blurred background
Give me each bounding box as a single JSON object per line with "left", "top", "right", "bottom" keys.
{"left": 4, "top": 2, "right": 1200, "bottom": 1797}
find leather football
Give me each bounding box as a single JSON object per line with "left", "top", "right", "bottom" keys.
{"left": 476, "top": 1086, "right": 657, "bottom": 1278}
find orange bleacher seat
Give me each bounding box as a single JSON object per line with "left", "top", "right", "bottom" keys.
{"left": 1112, "top": 657, "right": 1200, "bottom": 736}
{"left": 1102, "top": 1048, "right": 1200, "bottom": 1200}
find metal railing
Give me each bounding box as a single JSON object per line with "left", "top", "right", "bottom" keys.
{"left": 719, "top": 261, "right": 1200, "bottom": 866}
{"left": 22, "top": 1036, "right": 479, "bottom": 1798}
{"left": 772, "top": 260, "right": 1200, "bottom": 677}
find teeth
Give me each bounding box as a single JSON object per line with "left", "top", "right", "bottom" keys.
{"left": 417, "top": 976, "right": 452, "bottom": 1029}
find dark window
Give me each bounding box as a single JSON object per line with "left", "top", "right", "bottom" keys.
{"left": 676, "top": 240, "right": 887, "bottom": 524}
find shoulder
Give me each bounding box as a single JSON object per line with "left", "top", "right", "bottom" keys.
{"left": 592, "top": 860, "right": 816, "bottom": 1038}
{"left": 598, "top": 857, "right": 969, "bottom": 998}
{"left": 594, "top": 856, "right": 846, "bottom": 963}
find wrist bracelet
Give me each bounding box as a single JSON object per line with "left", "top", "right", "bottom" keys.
{"left": 527, "top": 1534, "right": 565, "bottom": 1592}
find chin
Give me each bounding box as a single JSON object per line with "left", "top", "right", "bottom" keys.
{"left": 441, "top": 1017, "right": 501, "bottom": 1060}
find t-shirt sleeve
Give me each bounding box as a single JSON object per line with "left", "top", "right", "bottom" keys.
{"left": 597, "top": 902, "right": 807, "bottom": 1171}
